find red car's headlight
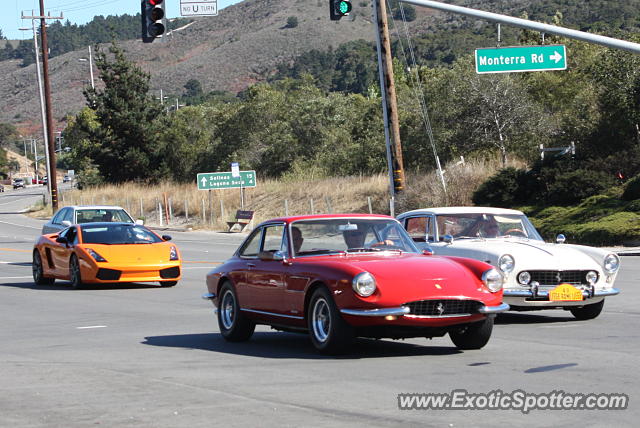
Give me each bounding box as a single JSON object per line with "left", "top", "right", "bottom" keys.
{"left": 87, "top": 248, "right": 107, "bottom": 262}
{"left": 482, "top": 268, "right": 503, "bottom": 292}
{"left": 170, "top": 246, "right": 179, "bottom": 261}
{"left": 352, "top": 272, "right": 376, "bottom": 297}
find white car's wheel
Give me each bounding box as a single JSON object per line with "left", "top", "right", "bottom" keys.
{"left": 570, "top": 300, "right": 604, "bottom": 320}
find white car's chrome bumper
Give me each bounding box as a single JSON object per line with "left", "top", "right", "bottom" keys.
{"left": 503, "top": 287, "right": 620, "bottom": 298}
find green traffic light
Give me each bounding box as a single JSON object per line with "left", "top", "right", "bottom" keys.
{"left": 338, "top": 1, "right": 352, "bottom": 15}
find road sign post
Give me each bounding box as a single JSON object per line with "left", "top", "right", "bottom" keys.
{"left": 475, "top": 45, "right": 567, "bottom": 74}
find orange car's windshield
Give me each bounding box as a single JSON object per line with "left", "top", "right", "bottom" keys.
{"left": 81, "top": 224, "right": 162, "bottom": 245}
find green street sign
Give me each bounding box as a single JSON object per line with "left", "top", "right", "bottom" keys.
{"left": 197, "top": 170, "right": 257, "bottom": 190}
{"left": 475, "top": 45, "right": 567, "bottom": 74}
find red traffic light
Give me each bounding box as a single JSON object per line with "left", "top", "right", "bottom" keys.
{"left": 150, "top": 0, "right": 164, "bottom": 5}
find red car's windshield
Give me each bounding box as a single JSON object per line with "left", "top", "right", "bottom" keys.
{"left": 291, "top": 218, "right": 419, "bottom": 256}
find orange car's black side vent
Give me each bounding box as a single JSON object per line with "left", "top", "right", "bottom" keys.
{"left": 160, "top": 266, "right": 180, "bottom": 279}
{"left": 45, "top": 248, "right": 55, "bottom": 268}
{"left": 96, "top": 268, "right": 121, "bottom": 280}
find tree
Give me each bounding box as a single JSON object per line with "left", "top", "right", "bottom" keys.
{"left": 286, "top": 16, "right": 298, "bottom": 28}
{"left": 183, "top": 79, "right": 203, "bottom": 98}
{"left": 82, "top": 42, "right": 167, "bottom": 182}
{"left": 0, "top": 122, "right": 19, "bottom": 147}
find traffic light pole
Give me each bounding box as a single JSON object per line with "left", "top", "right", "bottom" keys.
{"left": 374, "top": 0, "right": 405, "bottom": 211}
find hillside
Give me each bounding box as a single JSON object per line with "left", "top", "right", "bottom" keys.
{"left": 0, "top": 0, "right": 382, "bottom": 127}
{"left": 1, "top": 0, "right": 640, "bottom": 130}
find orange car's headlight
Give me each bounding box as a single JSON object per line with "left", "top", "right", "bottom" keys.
{"left": 87, "top": 248, "right": 107, "bottom": 262}
{"left": 170, "top": 246, "right": 179, "bottom": 261}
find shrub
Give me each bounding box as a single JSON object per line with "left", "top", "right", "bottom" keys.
{"left": 472, "top": 167, "right": 527, "bottom": 207}
{"left": 286, "top": 16, "right": 298, "bottom": 28}
{"left": 622, "top": 174, "right": 640, "bottom": 201}
{"left": 545, "top": 169, "right": 613, "bottom": 205}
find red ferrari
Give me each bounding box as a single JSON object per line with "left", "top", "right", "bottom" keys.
{"left": 203, "top": 214, "right": 508, "bottom": 354}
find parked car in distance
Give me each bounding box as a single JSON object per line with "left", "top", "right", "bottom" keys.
{"left": 41, "top": 205, "right": 141, "bottom": 234}
{"left": 397, "top": 207, "right": 621, "bottom": 320}
{"left": 0, "top": 184, "right": 4, "bottom": 192}
{"left": 203, "top": 214, "right": 508, "bottom": 354}
{"left": 12, "top": 178, "right": 25, "bottom": 189}
{"left": 33, "top": 222, "right": 181, "bottom": 288}
{"left": 63, "top": 175, "right": 71, "bottom": 183}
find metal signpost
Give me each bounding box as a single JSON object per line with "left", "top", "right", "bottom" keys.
{"left": 180, "top": 0, "right": 218, "bottom": 16}
{"left": 475, "top": 45, "right": 567, "bottom": 74}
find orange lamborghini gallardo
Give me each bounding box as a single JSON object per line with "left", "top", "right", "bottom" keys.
{"left": 33, "top": 222, "right": 181, "bottom": 288}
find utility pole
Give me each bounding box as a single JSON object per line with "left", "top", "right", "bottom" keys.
{"left": 19, "top": 16, "right": 52, "bottom": 197}
{"left": 88, "top": 45, "right": 95, "bottom": 89}
{"left": 374, "top": 0, "right": 405, "bottom": 213}
{"left": 22, "top": 2, "right": 62, "bottom": 211}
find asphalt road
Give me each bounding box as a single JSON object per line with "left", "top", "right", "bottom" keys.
{"left": 1, "top": 187, "right": 638, "bottom": 427}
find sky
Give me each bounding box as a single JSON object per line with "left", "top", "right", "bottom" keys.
{"left": 2, "top": 0, "right": 240, "bottom": 40}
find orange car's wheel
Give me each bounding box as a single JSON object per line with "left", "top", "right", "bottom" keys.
{"left": 307, "top": 287, "right": 354, "bottom": 355}
{"left": 449, "top": 316, "right": 494, "bottom": 350}
{"left": 218, "top": 282, "right": 255, "bottom": 342}
{"left": 69, "top": 255, "right": 84, "bottom": 289}
{"left": 32, "top": 250, "right": 55, "bottom": 285}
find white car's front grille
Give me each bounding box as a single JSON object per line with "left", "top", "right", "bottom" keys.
{"left": 525, "top": 270, "right": 593, "bottom": 287}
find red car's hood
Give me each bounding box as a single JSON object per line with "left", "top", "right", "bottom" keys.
{"left": 298, "top": 252, "right": 495, "bottom": 304}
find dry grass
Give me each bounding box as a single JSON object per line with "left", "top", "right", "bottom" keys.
{"left": 41, "top": 155, "right": 524, "bottom": 230}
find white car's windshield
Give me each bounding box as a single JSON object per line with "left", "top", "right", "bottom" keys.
{"left": 436, "top": 213, "right": 543, "bottom": 241}
{"left": 291, "top": 218, "right": 419, "bottom": 256}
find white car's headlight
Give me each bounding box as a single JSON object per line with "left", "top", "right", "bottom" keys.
{"left": 604, "top": 254, "right": 620, "bottom": 274}
{"left": 482, "top": 268, "right": 504, "bottom": 292}
{"left": 352, "top": 272, "right": 376, "bottom": 297}
{"left": 498, "top": 254, "right": 515, "bottom": 274}
{"left": 517, "top": 271, "right": 531, "bottom": 285}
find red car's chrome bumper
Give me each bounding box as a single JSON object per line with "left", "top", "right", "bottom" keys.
{"left": 341, "top": 303, "right": 509, "bottom": 317}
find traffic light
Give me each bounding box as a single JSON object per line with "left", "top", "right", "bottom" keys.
{"left": 141, "top": 0, "right": 166, "bottom": 43}
{"left": 329, "top": 0, "right": 352, "bottom": 21}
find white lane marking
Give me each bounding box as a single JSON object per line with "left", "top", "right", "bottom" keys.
{"left": 0, "top": 219, "right": 41, "bottom": 230}
{"left": 76, "top": 325, "right": 107, "bottom": 329}
{"left": 540, "top": 324, "right": 583, "bottom": 329}
{"left": 182, "top": 266, "right": 221, "bottom": 269}
{"left": 0, "top": 276, "right": 33, "bottom": 279}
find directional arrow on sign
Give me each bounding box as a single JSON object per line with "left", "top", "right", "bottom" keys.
{"left": 550, "top": 51, "right": 563, "bottom": 63}
{"left": 201, "top": 177, "right": 207, "bottom": 186}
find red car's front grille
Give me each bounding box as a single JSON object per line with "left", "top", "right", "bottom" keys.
{"left": 404, "top": 299, "right": 482, "bottom": 316}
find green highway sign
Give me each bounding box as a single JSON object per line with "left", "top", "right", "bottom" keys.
{"left": 197, "top": 170, "right": 257, "bottom": 190}
{"left": 475, "top": 45, "right": 567, "bottom": 74}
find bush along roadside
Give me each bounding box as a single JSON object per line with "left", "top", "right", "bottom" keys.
{"left": 524, "top": 192, "right": 640, "bottom": 246}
